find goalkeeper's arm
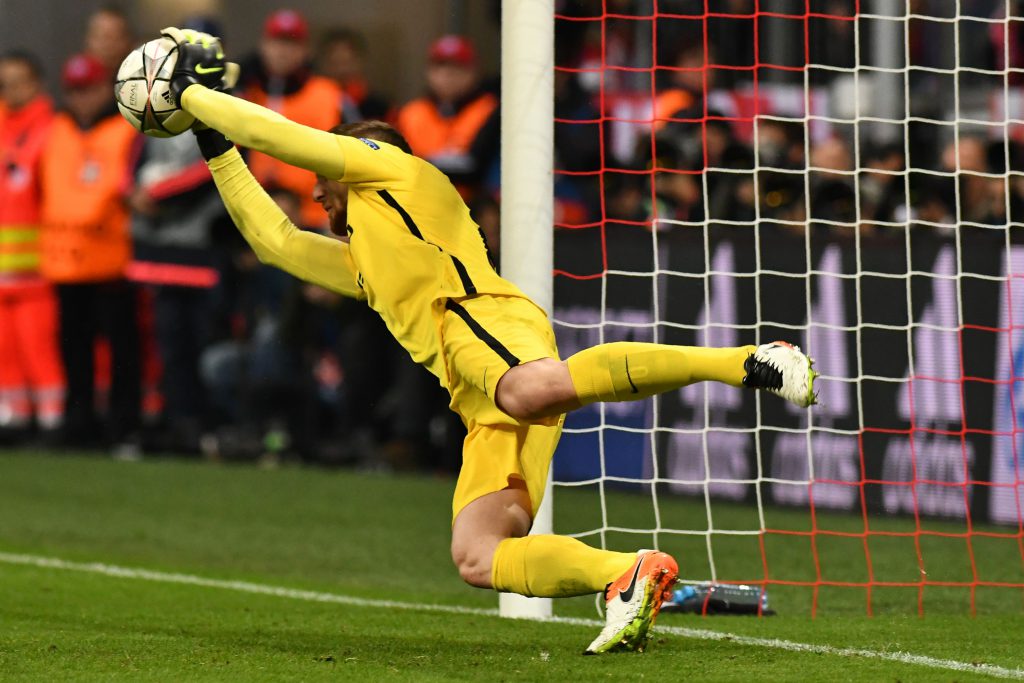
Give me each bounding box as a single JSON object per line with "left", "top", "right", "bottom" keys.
{"left": 166, "top": 29, "right": 353, "bottom": 182}
{"left": 196, "top": 129, "right": 364, "bottom": 300}
{"left": 182, "top": 85, "right": 348, "bottom": 180}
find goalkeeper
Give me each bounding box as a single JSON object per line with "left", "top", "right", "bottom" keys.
{"left": 163, "top": 28, "right": 817, "bottom": 654}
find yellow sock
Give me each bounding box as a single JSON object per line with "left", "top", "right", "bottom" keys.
{"left": 566, "top": 342, "right": 755, "bottom": 405}
{"left": 490, "top": 535, "right": 636, "bottom": 598}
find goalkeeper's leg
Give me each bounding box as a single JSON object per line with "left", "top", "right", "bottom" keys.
{"left": 451, "top": 481, "right": 633, "bottom": 595}
{"left": 451, "top": 484, "right": 678, "bottom": 653}
{"left": 496, "top": 341, "right": 817, "bottom": 421}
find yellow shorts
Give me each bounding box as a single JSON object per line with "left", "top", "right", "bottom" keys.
{"left": 440, "top": 295, "right": 565, "bottom": 523}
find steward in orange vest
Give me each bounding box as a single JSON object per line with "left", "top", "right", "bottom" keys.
{"left": 40, "top": 54, "right": 142, "bottom": 448}
{"left": 239, "top": 9, "right": 343, "bottom": 228}
{"left": 395, "top": 35, "right": 499, "bottom": 199}
{"left": 0, "top": 51, "right": 64, "bottom": 434}
{"left": 1, "top": 66, "right": 52, "bottom": 278}
{"left": 40, "top": 88, "right": 136, "bottom": 281}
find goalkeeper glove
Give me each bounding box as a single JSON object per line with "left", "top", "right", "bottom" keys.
{"left": 161, "top": 26, "right": 240, "bottom": 101}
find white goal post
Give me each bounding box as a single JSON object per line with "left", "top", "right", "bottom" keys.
{"left": 499, "top": 0, "right": 555, "bottom": 619}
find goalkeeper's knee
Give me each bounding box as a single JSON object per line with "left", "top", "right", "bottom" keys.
{"left": 495, "top": 358, "right": 580, "bottom": 421}
{"left": 451, "top": 544, "right": 494, "bottom": 588}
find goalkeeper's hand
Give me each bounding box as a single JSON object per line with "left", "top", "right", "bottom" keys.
{"left": 161, "top": 26, "right": 240, "bottom": 101}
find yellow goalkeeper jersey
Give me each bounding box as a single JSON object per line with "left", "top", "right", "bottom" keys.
{"left": 184, "top": 85, "right": 530, "bottom": 383}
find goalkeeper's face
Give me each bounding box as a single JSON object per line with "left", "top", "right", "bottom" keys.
{"left": 312, "top": 175, "right": 350, "bottom": 237}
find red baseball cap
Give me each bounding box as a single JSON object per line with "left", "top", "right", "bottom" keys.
{"left": 428, "top": 35, "right": 477, "bottom": 66}
{"left": 61, "top": 53, "right": 109, "bottom": 89}
{"left": 264, "top": 9, "right": 308, "bottom": 42}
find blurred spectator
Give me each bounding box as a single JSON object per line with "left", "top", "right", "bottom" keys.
{"left": 554, "top": 67, "right": 603, "bottom": 225}
{"left": 84, "top": 4, "right": 134, "bottom": 73}
{"left": 200, "top": 187, "right": 300, "bottom": 462}
{"left": 860, "top": 142, "right": 907, "bottom": 228}
{"left": 643, "top": 138, "right": 702, "bottom": 226}
{"left": 654, "top": 43, "right": 708, "bottom": 135}
{"left": 395, "top": 35, "right": 499, "bottom": 198}
{"left": 239, "top": 9, "right": 344, "bottom": 228}
{"left": 130, "top": 127, "right": 224, "bottom": 454}
{"left": 564, "top": 0, "right": 641, "bottom": 95}
{"left": 605, "top": 172, "right": 648, "bottom": 225}
{"left": 985, "top": 139, "right": 1024, "bottom": 226}
{"left": 755, "top": 119, "right": 806, "bottom": 226}
{"left": 317, "top": 27, "right": 393, "bottom": 121}
{"left": 757, "top": 118, "right": 805, "bottom": 171}
{"left": 646, "top": 43, "right": 720, "bottom": 176}
{"left": 704, "top": 115, "right": 755, "bottom": 222}
{"left": 39, "top": 54, "right": 141, "bottom": 452}
{"left": 0, "top": 51, "right": 64, "bottom": 440}
{"left": 275, "top": 280, "right": 345, "bottom": 462}
{"left": 908, "top": 175, "right": 957, "bottom": 231}
{"left": 939, "top": 135, "right": 992, "bottom": 224}
{"left": 809, "top": 136, "right": 856, "bottom": 227}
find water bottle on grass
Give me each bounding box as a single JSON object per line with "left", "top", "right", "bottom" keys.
{"left": 661, "top": 582, "right": 774, "bottom": 615}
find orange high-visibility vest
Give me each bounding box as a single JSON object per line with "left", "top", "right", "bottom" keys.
{"left": 395, "top": 92, "right": 497, "bottom": 160}
{"left": 0, "top": 95, "right": 54, "bottom": 277}
{"left": 243, "top": 75, "right": 342, "bottom": 227}
{"left": 0, "top": 95, "right": 54, "bottom": 278}
{"left": 39, "top": 112, "right": 137, "bottom": 283}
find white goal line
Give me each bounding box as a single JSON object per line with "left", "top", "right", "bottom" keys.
{"left": 0, "top": 550, "right": 1020, "bottom": 680}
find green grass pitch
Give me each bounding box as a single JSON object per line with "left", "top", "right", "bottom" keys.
{"left": 1, "top": 451, "right": 1022, "bottom": 681}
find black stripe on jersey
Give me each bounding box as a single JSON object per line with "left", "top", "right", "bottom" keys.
{"left": 377, "top": 188, "right": 478, "bottom": 296}
{"left": 445, "top": 299, "right": 520, "bottom": 368}
{"left": 449, "top": 255, "right": 477, "bottom": 295}
{"left": 377, "top": 190, "right": 423, "bottom": 240}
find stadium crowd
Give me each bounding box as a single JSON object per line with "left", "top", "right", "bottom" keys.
{"left": 1, "top": 1, "right": 1021, "bottom": 468}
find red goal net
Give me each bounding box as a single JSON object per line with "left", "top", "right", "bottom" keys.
{"left": 549, "top": 0, "right": 1024, "bottom": 616}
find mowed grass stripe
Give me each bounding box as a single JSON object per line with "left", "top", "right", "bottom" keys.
{"left": 3, "top": 550, "right": 1021, "bottom": 681}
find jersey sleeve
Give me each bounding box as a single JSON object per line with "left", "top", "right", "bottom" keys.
{"left": 182, "top": 85, "right": 346, "bottom": 179}
{"left": 333, "top": 135, "right": 419, "bottom": 187}
{"left": 206, "top": 147, "right": 365, "bottom": 300}
{"left": 181, "top": 85, "right": 415, "bottom": 187}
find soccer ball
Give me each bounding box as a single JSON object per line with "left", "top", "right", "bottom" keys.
{"left": 114, "top": 37, "right": 195, "bottom": 138}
